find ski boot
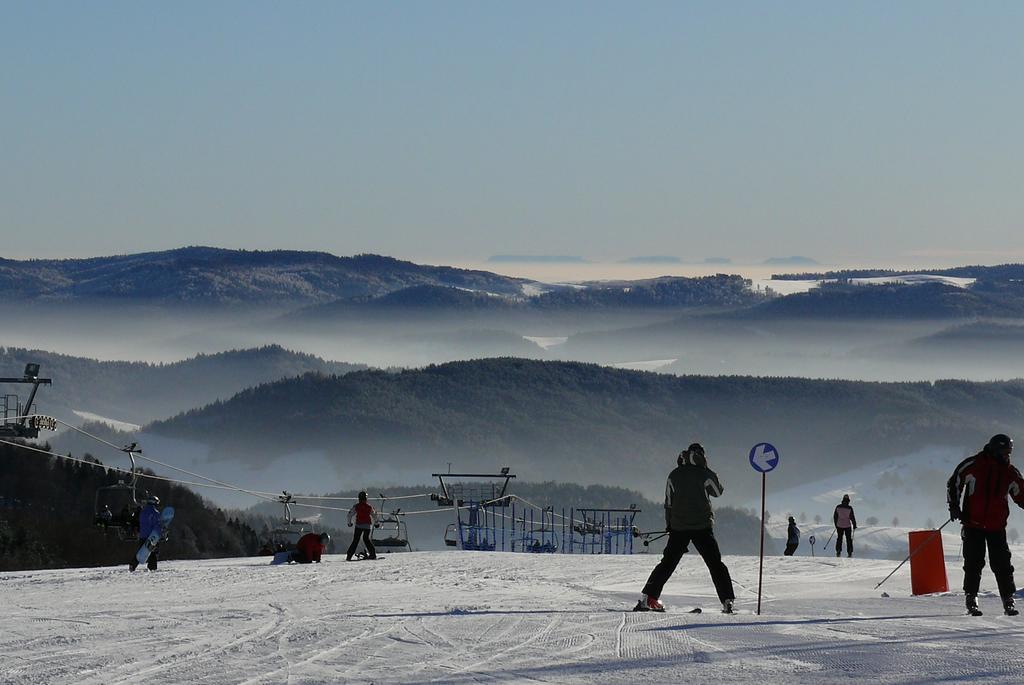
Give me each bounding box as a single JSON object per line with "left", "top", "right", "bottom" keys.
{"left": 633, "top": 594, "right": 665, "bottom": 612}
{"left": 966, "top": 594, "right": 983, "bottom": 616}
{"left": 1003, "top": 596, "right": 1019, "bottom": 616}
{"left": 722, "top": 599, "right": 735, "bottom": 614}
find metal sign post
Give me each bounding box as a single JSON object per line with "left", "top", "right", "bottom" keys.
{"left": 749, "top": 442, "right": 780, "bottom": 616}
{"left": 809, "top": 534, "right": 816, "bottom": 557}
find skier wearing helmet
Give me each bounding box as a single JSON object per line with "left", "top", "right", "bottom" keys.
{"left": 130, "top": 494, "right": 162, "bottom": 572}
{"left": 293, "top": 532, "right": 330, "bottom": 563}
{"left": 346, "top": 491, "right": 379, "bottom": 560}
{"left": 636, "top": 443, "right": 736, "bottom": 614}
{"left": 947, "top": 434, "right": 1024, "bottom": 616}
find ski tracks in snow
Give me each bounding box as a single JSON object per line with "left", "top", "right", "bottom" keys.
{"left": 5, "top": 553, "right": 1024, "bottom": 683}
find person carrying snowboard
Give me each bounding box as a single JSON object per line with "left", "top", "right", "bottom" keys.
{"left": 130, "top": 494, "right": 162, "bottom": 572}
{"left": 833, "top": 494, "right": 857, "bottom": 557}
{"left": 346, "top": 491, "right": 379, "bottom": 560}
{"left": 784, "top": 516, "right": 800, "bottom": 556}
{"left": 947, "top": 433, "right": 1024, "bottom": 616}
{"left": 293, "top": 532, "right": 330, "bottom": 563}
{"left": 637, "top": 443, "right": 736, "bottom": 613}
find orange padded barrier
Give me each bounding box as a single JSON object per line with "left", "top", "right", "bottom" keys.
{"left": 908, "top": 530, "right": 949, "bottom": 596}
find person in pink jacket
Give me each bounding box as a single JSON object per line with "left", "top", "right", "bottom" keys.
{"left": 833, "top": 494, "right": 857, "bottom": 557}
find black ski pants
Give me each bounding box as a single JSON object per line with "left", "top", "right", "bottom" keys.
{"left": 347, "top": 527, "right": 376, "bottom": 559}
{"left": 962, "top": 526, "right": 1016, "bottom": 599}
{"left": 784, "top": 543, "right": 798, "bottom": 556}
{"left": 642, "top": 528, "right": 734, "bottom": 603}
{"left": 835, "top": 527, "right": 853, "bottom": 556}
{"left": 129, "top": 544, "right": 158, "bottom": 571}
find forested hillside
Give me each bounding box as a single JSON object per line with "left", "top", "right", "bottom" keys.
{"left": 0, "top": 247, "right": 529, "bottom": 304}
{"left": 735, "top": 281, "right": 1024, "bottom": 319}
{"left": 0, "top": 345, "right": 365, "bottom": 424}
{"left": 0, "top": 441, "right": 263, "bottom": 571}
{"left": 149, "top": 358, "right": 1024, "bottom": 497}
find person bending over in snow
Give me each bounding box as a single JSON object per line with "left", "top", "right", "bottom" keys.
{"left": 637, "top": 443, "right": 736, "bottom": 613}
{"left": 948, "top": 433, "right": 1024, "bottom": 616}
{"left": 292, "top": 532, "right": 330, "bottom": 563}
{"left": 833, "top": 495, "right": 857, "bottom": 557}
{"left": 784, "top": 516, "right": 800, "bottom": 556}
{"left": 346, "top": 491, "right": 379, "bottom": 560}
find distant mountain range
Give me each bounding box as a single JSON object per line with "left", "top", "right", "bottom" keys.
{"left": 487, "top": 255, "right": 587, "bottom": 263}
{"left": 0, "top": 345, "right": 365, "bottom": 424}
{"left": 0, "top": 247, "right": 529, "bottom": 305}
{"left": 146, "top": 358, "right": 1024, "bottom": 498}
{"left": 736, "top": 281, "right": 1024, "bottom": 319}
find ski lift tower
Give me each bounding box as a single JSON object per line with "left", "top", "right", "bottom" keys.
{"left": 267, "top": 491, "right": 320, "bottom": 550}
{"left": 0, "top": 363, "right": 54, "bottom": 439}
{"left": 571, "top": 505, "right": 641, "bottom": 554}
{"left": 431, "top": 468, "right": 515, "bottom": 551}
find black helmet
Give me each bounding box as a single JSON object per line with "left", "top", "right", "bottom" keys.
{"left": 841, "top": 494, "right": 850, "bottom": 503}
{"left": 788, "top": 516, "right": 795, "bottom": 522}
{"left": 677, "top": 443, "right": 707, "bottom": 467}
{"left": 987, "top": 434, "right": 1013, "bottom": 452}
{"left": 145, "top": 493, "right": 160, "bottom": 505}
{"left": 319, "top": 532, "right": 331, "bottom": 545}
{"left": 358, "top": 491, "right": 368, "bottom": 501}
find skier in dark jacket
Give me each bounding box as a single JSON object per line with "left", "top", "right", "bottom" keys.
{"left": 833, "top": 495, "right": 857, "bottom": 557}
{"left": 947, "top": 434, "right": 1024, "bottom": 616}
{"left": 784, "top": 516, "right": 800, "bottom": 556}
{"left": 130, "top": 495, "right": 161, "bottom": 572}
{"left": 636, "top": 443, "right": 736, "bottom": 613}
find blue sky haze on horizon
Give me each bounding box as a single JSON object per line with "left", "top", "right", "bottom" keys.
{"left": 2, "top": 2, "right": 1022, "bottom": 266}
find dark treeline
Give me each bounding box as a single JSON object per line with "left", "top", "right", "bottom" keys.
{"left": 770, "top": 263, "right": 1024, "bottom": 282}
{"left": 0, "top": 441, "right": 263, "bottom": 571}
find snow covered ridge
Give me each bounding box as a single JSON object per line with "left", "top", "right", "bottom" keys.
{"left": 846, "top": 274, "right": 976, "bottom": 288}
{"left": 4, "top": 552, "right": 1024, "bottom": 684}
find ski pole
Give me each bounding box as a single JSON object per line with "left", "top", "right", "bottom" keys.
{"left": 823, "top": 527, "right": 836, "bottom": 551}
{"left": 874, "top": 518, "right": 953, "bottom": 590}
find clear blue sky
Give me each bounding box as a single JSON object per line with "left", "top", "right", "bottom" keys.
{"left": 2, "top": 2, "right": 1022, "bottom": 264}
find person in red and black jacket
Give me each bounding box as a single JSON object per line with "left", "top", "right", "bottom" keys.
{"left": 293, "top": 532, "right": 330, "bottom": 563}
{"left": 947, "top": 434, "right": 1024, "bottom": 616}
{"left": 346, "top": 491, "right": 379, "bottom": 560}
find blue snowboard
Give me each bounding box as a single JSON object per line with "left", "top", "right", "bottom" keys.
{"left": 136, "top": 507, "right": 175, "bottom": 565}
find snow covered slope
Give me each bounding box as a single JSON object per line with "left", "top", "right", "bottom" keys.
{"left": 3, "top": 551, "right": 1023, "bottom": 684}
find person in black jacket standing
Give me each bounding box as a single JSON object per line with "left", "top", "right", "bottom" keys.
{"left": 784, "top": 516, "right": 800, "bottom": 556}
{"left": 636, "top": 443, "right": 736, "bottom": 613}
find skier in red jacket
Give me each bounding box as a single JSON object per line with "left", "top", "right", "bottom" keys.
{"left": 293, "top": 532, "right": 330, "bottom": 563}
{"left": 948, "top": 434, "right": 1024, "bottom": 616}
{"left": 346, "top": 491, "right": 379, "bottom": 560}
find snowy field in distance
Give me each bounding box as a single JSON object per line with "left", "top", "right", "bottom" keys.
{"left": 4, "top": 551, "right": 1024, "bottom": 684}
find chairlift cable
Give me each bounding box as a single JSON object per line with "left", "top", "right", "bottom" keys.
{"left": 0, "top": 438, "right": 267, "bottom": 493}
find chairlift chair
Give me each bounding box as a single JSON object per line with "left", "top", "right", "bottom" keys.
{"left": 93, "top": 443, "right": 142, "bottom": 540}
{"left": 373, "top": 498, "right": 412, "bottom": 552}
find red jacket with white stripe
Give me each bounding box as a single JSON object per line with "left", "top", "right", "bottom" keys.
{"left": 947, "top": 450, "right": 1024, "bottom": 531}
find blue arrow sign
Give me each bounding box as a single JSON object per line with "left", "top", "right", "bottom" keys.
{"left": 749, "top": 442, "right": 780, "bottom": 473}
